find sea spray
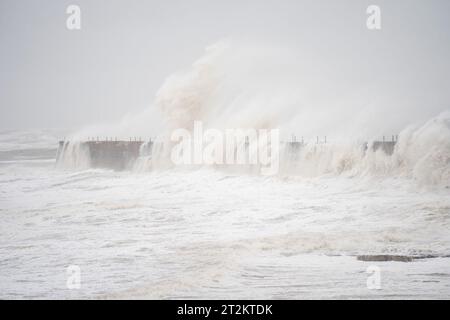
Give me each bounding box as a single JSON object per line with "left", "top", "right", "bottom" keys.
{"left": 57, "top": 41, "right": 450, "bottom": 186}
{"left": 56, "top": 141, "right": 91, "bottom": 169}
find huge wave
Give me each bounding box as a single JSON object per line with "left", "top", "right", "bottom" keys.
{"left": 57, "top": 41, "right": 450, "bottom": 187}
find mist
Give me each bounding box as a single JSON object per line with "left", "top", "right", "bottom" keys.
{"left": 2, "top": 0, "right": 450, "bottom": 300}
{"left": 1, "top": 0, "right": 449, "bottom": 134}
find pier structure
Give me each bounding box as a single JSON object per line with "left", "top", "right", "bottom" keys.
{"left": 57, "top": 135, "right": 398, "bottom": 170}
{"left": 85, "top": 140, "right": 144, "bottom": 170}
{"left": 58, "top": 139, "right": 150, "bottom": 170}
{"left": 364, "top": 135, "right": 398, "bottom": 155}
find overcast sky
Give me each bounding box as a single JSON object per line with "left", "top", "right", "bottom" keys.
{"left": 0, "top": 0, "right": 449, "bottom": 131}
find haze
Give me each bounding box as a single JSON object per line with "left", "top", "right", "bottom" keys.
{"left": 0, "top": 0, "right": 449, "bottom": 132}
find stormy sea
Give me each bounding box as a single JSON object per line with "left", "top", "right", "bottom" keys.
{"left": 1, "top": 43, "right": 450, "bottom": 299}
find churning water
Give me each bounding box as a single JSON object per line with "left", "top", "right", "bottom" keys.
{"left": 1, "top": 125, "right": 450, "bottom": 299}
{"left": 1, "top": 43, "right": 450, "bottom": 299}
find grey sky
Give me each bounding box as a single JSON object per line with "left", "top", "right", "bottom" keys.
{"left": 0, "top": 0, "right": 449, "bottom": 131}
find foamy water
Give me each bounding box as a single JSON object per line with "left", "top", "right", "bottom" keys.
{"left": 2, "top": 41, "right": 450, "bottom": 299}
{"left": 1, "top": 129, "right": 450, "bottom": 299}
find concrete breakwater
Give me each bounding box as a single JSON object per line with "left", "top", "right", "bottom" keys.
{"left": 57, "top": 139, "right": 146, "bottom": 170}
{"left": 363, "top": 136, "right": 398, "bottom": 156}
{"left": 56, "top": 136, "right": 398, "bottom": 170}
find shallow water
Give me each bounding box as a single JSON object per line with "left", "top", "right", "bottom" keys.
{"left": 0, "top": 131, "right": 449, "bottom": 299}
